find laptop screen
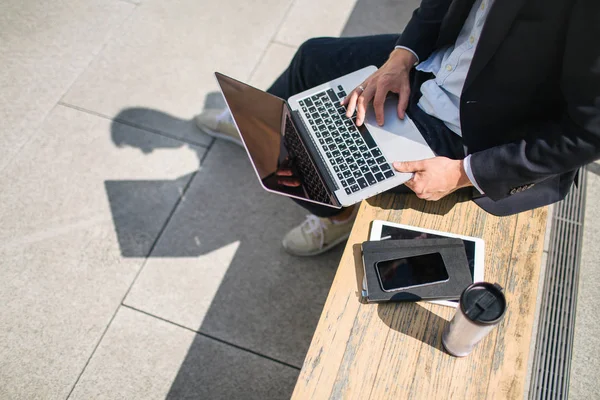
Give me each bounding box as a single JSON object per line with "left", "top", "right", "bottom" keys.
{"left": 215, "top": 72, "right": 335, "bottom": 207}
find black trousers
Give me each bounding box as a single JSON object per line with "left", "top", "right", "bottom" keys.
{"left": 267, "top": 35, "right": 465, "bottom": 218}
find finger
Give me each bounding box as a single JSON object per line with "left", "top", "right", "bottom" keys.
{"left": 356, "top": 85, "right": 376, "bottom": 126}
{"left": 397, "top": 85, "right": 410, "bottom": 120}
{"left": 344, "top": 88, "right": 362, "bottom": 117}
{"left": 341, "top": 85, "right": 360, "bottom": 106}
{"left": 421, "top": 194, "right": 440, "bottom": 201}
{"left": 373, "top": 84, "right": 388, "bottom": 126}
{"left": 278, "top": 177, "right": 301, "bottom": 187}
{"left": 393, "top": 160, "right": 425, "bottom": 172}
{"left": 275, "top": 168, "right": 294, "bottom": 176}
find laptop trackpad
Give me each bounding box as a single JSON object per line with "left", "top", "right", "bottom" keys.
{"left": 364, "top": 98, "right": 435, "bottom": 163}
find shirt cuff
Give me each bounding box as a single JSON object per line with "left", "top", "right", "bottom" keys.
{"left": 394, "top": 45, "right": 419, "bottom": 65}
{"left": 463, "top": 154, "right": 485, "bottom": 194}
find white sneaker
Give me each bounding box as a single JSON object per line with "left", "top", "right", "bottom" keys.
{"left": 194, "top": 108, "right": 243, "bottom": 147}
{"left": 282, "top": 211, "right": 357, "bottom": 257}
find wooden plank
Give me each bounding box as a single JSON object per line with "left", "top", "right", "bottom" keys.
{"left": 370, "top": 194, "right": 512, "bottom": 400}
{"left": 486, "top": 208, "right": 546, "bottom": 399}
{"left": 292, "top": 193, "right": 546, "bottom": 400}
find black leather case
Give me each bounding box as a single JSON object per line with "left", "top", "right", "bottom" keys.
{"left": 361, "top": 238, "right": 473, "bottom": 303}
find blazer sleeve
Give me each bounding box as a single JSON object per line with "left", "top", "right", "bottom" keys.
{"left": 395, "top": 0, "right": 454, "bottom": 62}
{"left": 469, "top": 0, "right": 600, "bottom": 201}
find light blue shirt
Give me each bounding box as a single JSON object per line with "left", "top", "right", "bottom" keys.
{"left": 396, "top": 0, "right": 494, "bottom": 193}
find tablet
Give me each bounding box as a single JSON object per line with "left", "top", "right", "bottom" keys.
{"left": 368, "top": 220, "right": 485, "bottom": 307}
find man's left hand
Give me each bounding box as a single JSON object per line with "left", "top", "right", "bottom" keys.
{"left": 393, "top": 157, "right": 473, "bottom": 201}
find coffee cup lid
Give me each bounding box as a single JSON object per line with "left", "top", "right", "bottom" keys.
{"left": 460, "top": 282, "right": 506, "bottom": 325}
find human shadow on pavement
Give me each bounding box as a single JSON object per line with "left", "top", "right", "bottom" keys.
{"left": 109, "top": 104, "right": 343, "bottom": 399}
{"left": 109, "top": 1, "right": 426, "bottom": 392}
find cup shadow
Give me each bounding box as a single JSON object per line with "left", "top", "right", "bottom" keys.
{"left": 352, "top": 244, "right": 452, "bottom": 352}
{"left": 377, "top": 302, "right": 451, "bottom": 352}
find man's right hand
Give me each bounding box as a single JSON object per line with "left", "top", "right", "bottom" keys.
{"left": 341, "top": 48, "right": 417, "bottom": 127}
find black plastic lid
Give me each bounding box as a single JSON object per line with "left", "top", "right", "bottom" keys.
{"left": 459, "top": 282, "right": 507, "bottom": 325}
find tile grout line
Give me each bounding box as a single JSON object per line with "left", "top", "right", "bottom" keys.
{"left": 117, "top": 138, "right": 213, "bottom": 304}
{"left": 64, "top": 142, "right": 211, "bottom": 399}
{"left": 57, "top": 2, "right": 138, "bottom": 106}
{"left": 271, "top": 40, "right": 300, "bottom": 50}
{"left": 0, "top": 104, "right": 60, "bottom": 176}
{"left": 1, "top": 4, "right": 139, "bottom": 177}
{"left": 62, "top": 2, "right": 295, "bottom": 393}
{"left": 57, "top": 102, "right": 211, "bottom": 149}
{"left": 121, "top": 304, "right": 302, "bottom": 371}
{"left": 246, "top": 0, "right": 297, "bottom": 82}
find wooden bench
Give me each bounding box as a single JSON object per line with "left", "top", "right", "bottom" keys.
{"left": 291, "top": 191, "right": 547, "bottom": 399}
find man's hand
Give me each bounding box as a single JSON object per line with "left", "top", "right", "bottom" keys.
{"left": 393, "top": 157, "right": 473, "bottom": 201}
{"left": 341, "top": 48, "right": 417, "bottom": 127}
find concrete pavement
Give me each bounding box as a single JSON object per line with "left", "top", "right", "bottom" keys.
{"left": 1, "top": 0, "right": 597, "bottom": 399}
{"left": 1, "top": 0, "right": 353, "bottom": 397}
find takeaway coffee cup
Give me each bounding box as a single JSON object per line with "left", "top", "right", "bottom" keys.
{"left": 442, "top": 282, "right": 507, "bottom": 357}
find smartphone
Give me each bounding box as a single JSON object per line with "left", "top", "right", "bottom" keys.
{"left": 375, "top": 252, "right": 450, "bottom": 292}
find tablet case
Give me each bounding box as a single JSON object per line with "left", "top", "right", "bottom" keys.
{"left": 361, "top": 238, "right": 473, "bottom": 303}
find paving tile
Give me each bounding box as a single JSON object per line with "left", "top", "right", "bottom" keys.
{"left": 249, "top": 43, "right": 298, "bottom": 91}
{"left": 62, "top": 0, "right": 293, "bottom": 147}
{"left": 340, "top": 0, "right": 421, "bottom": 37}
{"left": 0, "top": 106, "right": 200, "bottom": 399}
{"left": 569, "top": 165, "right": 600, "bottom": 398}
{"left": 0, "top": 0, "right": 134, "bottom": 173}
{"left": 69, "top": 307, "right": 297, "bottom": 400}
{"left": 125, "top": 140, "right": 342, "bottom": 367}
{"left": 275, "top": 0, "right": 357, "bottom": 47}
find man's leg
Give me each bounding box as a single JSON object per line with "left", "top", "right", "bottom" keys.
{"left": 267, "top": 35, "right": 400, "bottom": 100}
{"left": 265, "top": 35, "right": 402, "bottom": 255}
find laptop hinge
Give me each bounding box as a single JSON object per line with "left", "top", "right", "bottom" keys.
{"left": 290, "top": 109, "right": 340, "bottom": 196}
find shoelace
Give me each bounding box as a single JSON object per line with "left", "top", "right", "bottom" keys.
{"left": 302, "top": 214, "right": 327, "bottom": 250}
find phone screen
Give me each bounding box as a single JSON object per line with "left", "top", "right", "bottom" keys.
{"left": 376, "top": 252, "right": 449, "bottom": 291}
{"left": 379, "top": 225, "right": 475, "bottom": 278}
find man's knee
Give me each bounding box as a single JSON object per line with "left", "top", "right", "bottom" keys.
{"left": 295, "top": 37, "right": 333, "bottom": 60}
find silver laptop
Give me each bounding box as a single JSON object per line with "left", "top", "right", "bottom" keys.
{"left": 215, "top": 66, "right": 435, "bottom": 209}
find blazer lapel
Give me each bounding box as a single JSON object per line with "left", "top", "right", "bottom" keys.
{"left": 463, "top": 0, "right": 527, "bottom": 91}
{"left": 436, "top": 0, "right": 477, "bottom": 48}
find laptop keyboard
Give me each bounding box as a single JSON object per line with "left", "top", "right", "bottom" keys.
{"left": 298, "top": 87, "right": 395, "bottom": 195}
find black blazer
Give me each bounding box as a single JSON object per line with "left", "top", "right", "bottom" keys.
{"left": 396, "top": 0, "right": 600, "bottom": 216}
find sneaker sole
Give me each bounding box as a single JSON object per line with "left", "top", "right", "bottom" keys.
{"left": 282, "top": 231, "right": 352, "bottom": 257}
{"left": 195, "top": 124, "right": 244, "bottom": 148}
